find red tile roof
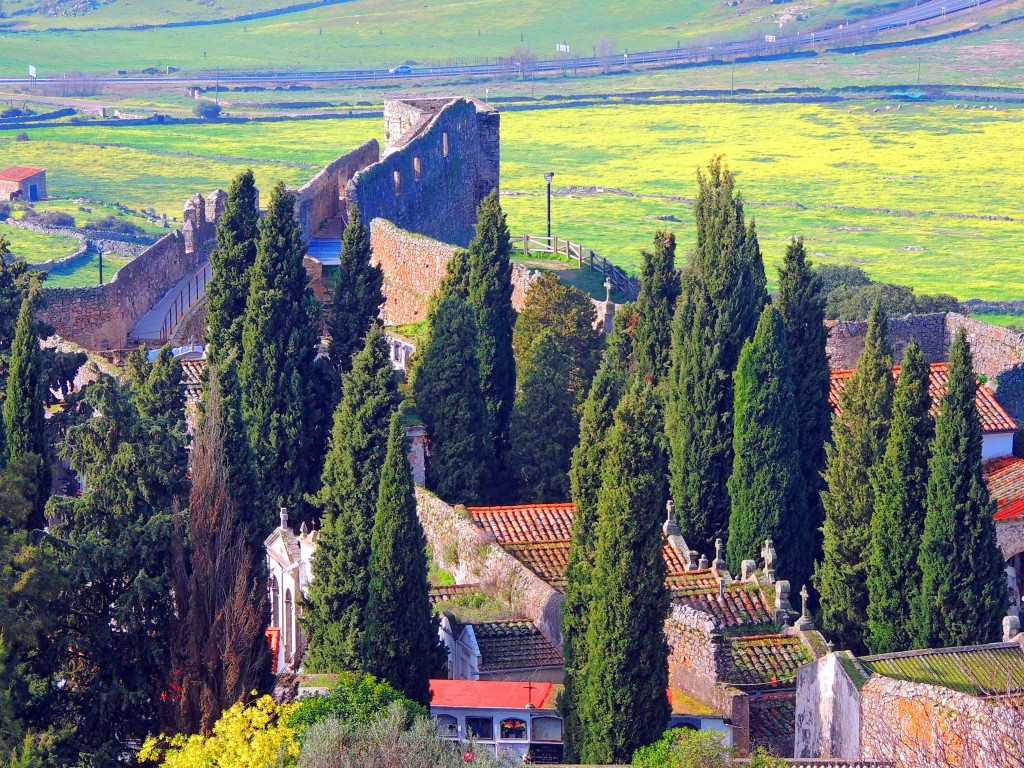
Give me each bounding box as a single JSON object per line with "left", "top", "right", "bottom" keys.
{"left": 830, "top": 362, "right": 1016, "bottom": 434}
{"left": 748, "top": 693, "right": 796, "bottom": 741}
{"left": 676, "top": 583, "right": 775, "bottom": 628}
{"left": 983, "top": 456, "right": 1024, "bottom": 521}
{"left": 467, "top": 504, "right": 575, "bottom": 543}
{"left": 0, "top": 165, "right": 44, "bottom": 182}
{"left": 725, "top": 635, "right": 810, "bottom": 688}
{"left": 472, "top": 620, "right": 564, "bottom": 672}
{"left": 429, "top": 679, "right": 556, "bottom": 709}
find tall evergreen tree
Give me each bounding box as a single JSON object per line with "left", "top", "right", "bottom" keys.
{"left": 633, "top": 231, "right": 680, "bottom": 384}
{"left": 467, "top": 190, "right": 516, "bottom": 492}
{"left": 665, "top": 157, "right": 766, "bottom": 556}
{"left": 816, "top": 301, "right": 893, "bottom": 654}
{"left": 363, "top": 408, "right": 445, "bottom": 705}
{"left": 4, "top": 294, "right": 47, "bottom": 527}
{"left": 327, "top": 204, "right": 385, "bottom": 375}
{"left": 576, "top": 379, "right": 670, "bottom": 765}
{"left": 727, "top": 305, "right": 810, "bottom": 588}
{"left": 561, "top": 316, "right": 632, "bottom": 763}
{"left": 206, "top": 169, "right": 260, "bottom": 359}
{"left": 239, "top": 181, "right": 324, "bottom": 521}
{"left": 412, "top": 295, "right": 495, "bottom": 505}
{"left": 867, "top": 341, "right": 932, "bottom": 654}
{"left": 303, "top": 326, "right": 400, "bottom": 672}
{"left": 509, "top": 331, "right": 578, "bottom": 502}
{"left": 776, "top": 237, "right": 830, "bottom": 543}
{"left": 916, "top": 330, "right": 1006, "bottom": 647}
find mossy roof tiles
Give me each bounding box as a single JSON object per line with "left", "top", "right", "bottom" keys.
{"left": 676, "top": 584, "right": 774, "bottom": 628}
{"left": 726, "top": 635, "right": 810, "bottom": 688}
{"left": 472, "top": 620, "right": 563, "bottom": 671}
{"left": 748, "top": 693, "right": 796, "bottom": 740}
{"left": 859, "top": 642, "right": 1024, "bottom": 696}
{"left": 428, "top": 583, "right": 483, "bottom": 604}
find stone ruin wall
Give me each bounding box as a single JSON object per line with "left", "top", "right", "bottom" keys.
{"left": 293, "top": 139, "right": 379, "bottom": 242}
{"left": 349, "top": 98, "right": 499, "bottom": 249}
{"left": 39, "top": 190, "right": 222, "bottom": 350}
{"left": 827, "top": 312, "right": 1024, "bottom": 422}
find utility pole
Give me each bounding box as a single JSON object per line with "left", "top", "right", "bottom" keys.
{"left": 98, "top": 249, "right": 104, "bottom": 285}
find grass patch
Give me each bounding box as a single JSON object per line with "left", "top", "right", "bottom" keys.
{"left": 43, "top": 251, "right": 133, "bottom": 288}
{"left": 966, "top": 312, "right": 1024, "bottom": 330}
{"left": 0, "top": 222, "right": 80, "bottom": 264}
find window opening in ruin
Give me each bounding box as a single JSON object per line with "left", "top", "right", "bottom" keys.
{"left": 394, "top": 170, "right": 401, "bottom": 196}
{"left": 414, "top": 157, "right": 422, "bottom": 181}
{"left": 443, "top": 132, "right": 450, "bottom": 157}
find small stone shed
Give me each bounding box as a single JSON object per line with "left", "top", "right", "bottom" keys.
{"left": 0, "top": 166, "right": 46, "bottom": 201}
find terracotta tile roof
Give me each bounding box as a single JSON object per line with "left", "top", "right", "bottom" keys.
{"left": 428, "top": 583, "right": 483, "bottom": 605}
{"left": 665, "top": 569, "right": 720, "bottom": 593}
{"left": 180, "top": 359, "right": 204, "bottom": 404}
{"left": 747, "top": 693, "right": 796, "bottom": 741}
{"left": 472, "top": 620, "right": 563, "bottom": 672}
{"left": 0, "top": 165, "right": 44, "bottom": 182}
{"left": 675, "top": 584, "right": 775, "bottom": 628}
{"left": 467, "top": 504, "right": 574, "bottom": 543}
{"left": 505, "top": 541, "right": 570, "bottom": 590}
{"left": 725, "top": 635, "right": 810, "bottom": 688}
{"left": 859, "top": 642, "right": 1024, "bottom": 696}
{"left": 983, "top": 456, "right": 1024, "bottom": 521}
{"left": 830, "top": 362, "right": 1016, "bottom": 434}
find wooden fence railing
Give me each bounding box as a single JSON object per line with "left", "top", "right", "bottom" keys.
{"left": 516, "top": 234, "right": 639, "bottom": 300}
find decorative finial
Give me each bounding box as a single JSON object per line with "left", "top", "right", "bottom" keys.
{"left": 604, "top": 277, "right": 613, "bottom": 303}
{"left": 279, "top": 507, "right": 288, "bottom": 529}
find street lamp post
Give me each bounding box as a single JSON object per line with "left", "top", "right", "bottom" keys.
{"left": 544, "top": 172, "right": 554, "bottom": 241}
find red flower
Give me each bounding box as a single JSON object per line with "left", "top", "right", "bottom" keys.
{"left": 462, "top": 752, "right": 476, "bottom": 762}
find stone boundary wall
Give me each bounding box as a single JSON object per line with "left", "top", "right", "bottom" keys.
{"left": 415, "top": 487, "right": 564, "bottom": 650}
{"left": 38, "top": 190, "right": 222, "bottom": 349}
{"left": 348, "top": 98, "right": 499, "bottom": 248}
{"left": 369, "top": 218, "right": 537, "bottom": 325}
{"left": 293, "top": 139, "right": 379, "bottom": 241}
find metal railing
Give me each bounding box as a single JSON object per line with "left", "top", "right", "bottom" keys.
{"left": 516, "top": 234, "right": 639, "bottom": 300}
{"left": 154, "top": 262, "right": 211, "bottom": 343}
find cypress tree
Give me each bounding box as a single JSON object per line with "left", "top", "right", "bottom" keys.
{"left": 3, "top": 294, "right": 47, "bottom": 527}
{"left": 363, "top": 408, "right": 445, "bottom": 705}
{"left": 412, "top": 295, "right": 495, "bottom": 505}
{"left": 561, "top": 316, "right": 631, "bottom": 763}
{"left": 303, "top": 326, "right": 400, "bottom": 672}
{"left": 437, "top": 248, "right": 470, "bottom": 303}
{"left": 727, "top": 305, "right": 810, "bottom": 588}
{"left": 576, "top": 378, "right": 670, "bottom": 764}
{"left": 634, "top": 231, "right": 680, "bottom": 384}
{"left": 509, "top": 331, "right": 578, "bottom": 503}
{"left": 239, "top": 181, "right": 323, "bottom": 520}
{"left": 916, "top": 330, "right": 1006, "bottom": 647}
{"left": 665, "top": 157, "right": 766, "bottom": 556}
{"left": 326, "top": 204, "right": 385, "bottom": 375}
{"left": 816, "top": 301, "right": 893, "bottom": 654}
{"left": 467, "top": 190, "right": 516, "bottom": 492}
{"left": 206, "top": 169, "right": 260, "bottom": 359}
{"left": 776, "top": 237, "right": 830, "bottom": 543}
{"left": 867, "top": 341, "right": 932, "bottom": 654}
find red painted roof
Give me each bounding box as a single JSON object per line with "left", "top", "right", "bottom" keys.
{"left": 830, "top": 362, "right": 1016, "bottom": 434}
{"left": 467, "top": 504, "right": 575, "bottom": 543}
{"left": 429, "top": 679, "right": 555, "bottom": 709}
{"left": 983, "top": 456, "right": 1024, "bottom": 521}
{"left": 0, "top": 165, "right": 44, "bottom": 182}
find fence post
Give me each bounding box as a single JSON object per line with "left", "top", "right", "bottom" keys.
{"left": 523, "top": 234, "right": 529, "bottom": 256}
{"left": 576, "top": 243, "right": 583, "bottom": 269}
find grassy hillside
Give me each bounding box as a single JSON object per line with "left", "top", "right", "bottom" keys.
{"left": 0, "top": 0, "right": 910, "bottom": 75}
{"left": 3, "top": 100, "right": 1022, "bottom": 299}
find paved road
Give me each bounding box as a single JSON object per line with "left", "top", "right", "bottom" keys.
{"left": 0, "top": 0, "right": 995, "bottom": 86}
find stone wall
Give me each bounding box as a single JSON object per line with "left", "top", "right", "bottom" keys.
{"left": 349, "top": 98, "right": 499, "bottom": 248}
{"left": 39, "top": 190, "right": 221, "bottom": 349}
{"left": 795, "top": 653, "right": 863, "bottom": 759}
{"left": 294, "top": 139, "right": 379, "bottom": 241}
{"left": 415, "top": 487, "right": 564, "bottom": 649}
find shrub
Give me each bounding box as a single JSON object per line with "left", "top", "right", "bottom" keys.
{"left": 632, "top": 728, "right": 729, "bottom": 768}
{"left": 0, "top": 203, "right": 10, "bottom": 221}
{"left": 0, "top": 107, "right": 30, "bottom": 119}
{"left": 36, "top": 211, "right": 75, "bottom": 228}
{"left": 84, "top": 215, "right": 145, "bottom": 237}
{"left": 13, "top": 133, "right": 28, "bottom": 141}
{"left": 193, "top": 100, "right": 222, "bottom": 119}
{"left": 286, "top": 672, "right": 425, "bottom": 731}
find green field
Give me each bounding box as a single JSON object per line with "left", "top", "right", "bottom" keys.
{"left": 0, "top": 221, "right": 81, "bottom": 264}
{"left": 0, "top": 0, "right": 907, "bottom": 76}
{"left": 4, "top": 100, "right": 1023, "bottom": 299}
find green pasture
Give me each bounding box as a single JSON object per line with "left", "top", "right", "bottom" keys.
{"left": 0, "top": 0, "right": 901, "bottom": 76}
{"left": 44, "top": 251, "right": 133, "bottom": 288}
{"left": 0, "top": 221, "right": 81, "bottom": 264}
{"left": 3, "top": 100, "right": 1023, "bottom": 299}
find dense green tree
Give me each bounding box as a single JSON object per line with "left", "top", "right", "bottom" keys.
{"left": 634, "top": 231, "right": 680, "bottom": 384}
{"left": 576, "top": 379, "right": 670, "bottom": 764}
{"left": 412, "top": 296, "right": 494, "bottom": 504}
{"left": 206, "top": 169, "right": 260, "bottom": 359}
{"left": 327, "top": 204, "right": 384, "bottom": 375}
{"left": 240, "top": 181, "right": 325, "bottom": 521}
{"left": 363, "top": 408, "right": 444, "bottom": 705}
{"left": 867, "top": 341, "right": 932, "bottom": 654}
{"left": 304, "top": 326, "right": 400, "bottom": 672}
{"left": 512, "top": 271, "right": 601, "bottom": 408}
{"left": 467, "top": 190, "right": 516, "bottom": 492}
{"left": 665, "top": 157, "right": 766, "bottom": 556}
{"left": 3, "top": 294, "right": 48, "bottom": 527}
{"left": 816, "top": 302, "right": 893, "bottom": 654}
{"left": 509, "top": 331, "right": 578, "bottom": 502}
{"left": 776, "top": 237, "right": 831, "bottom": 548}
{"left": 916, "top": 330, "right": 1006, "bottom": 647}
{"left": 560, "top": 314, "right": 632, "bottom": 763}
{"left": 727, "top": 305, "right": 810, "bottom": 587}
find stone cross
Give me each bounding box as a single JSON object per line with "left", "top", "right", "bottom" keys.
{"left": 795, "top": 583, "right": 815, "bottom": 631}
{"left": 279, "top": 506, "right": 289, "bottom": 529}
{"left": 604, "top": 277, "right": 613, "bottom": 303}
{"left": 761, "top": 538, "right": 777, "bottom": 584}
